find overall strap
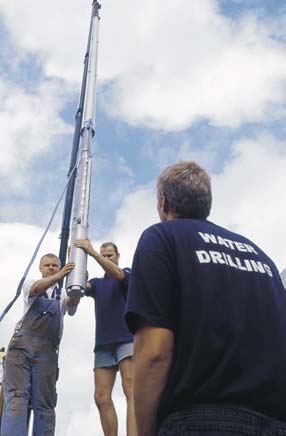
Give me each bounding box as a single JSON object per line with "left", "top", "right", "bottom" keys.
{"left": 42, "top": 286, "right": 62, "bottom": 300}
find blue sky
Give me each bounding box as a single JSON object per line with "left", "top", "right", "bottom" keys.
{"left": 0, "top": 0, "right": 285, "bottom": 239}
{"left": 0, "top": 0, "right": 285, "bottom": 434}
{"left": 219, "top": 0, "right": 286, "bottom": 17}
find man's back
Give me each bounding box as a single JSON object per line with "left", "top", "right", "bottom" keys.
{"left": 127, "top": 218, "right": 286, "bottom": 424}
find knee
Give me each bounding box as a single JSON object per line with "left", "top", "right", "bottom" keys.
{"left": 94, "top": 389, "right": 112, "bottom": 410}
{"left": 4, "top": 390, "right": 28, "bottom": 415}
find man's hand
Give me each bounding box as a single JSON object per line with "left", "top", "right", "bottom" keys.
{"left": 74, "top": 239, "right": 96, "bottom": 256}
{"left": 29, "top": 262, "right": 75, "bottom": 297}
{"left": 57, "top": 262, "right": 75, "bottom": 281}
{"left": 74, "top": 239, "right": 124, "bottom": 281}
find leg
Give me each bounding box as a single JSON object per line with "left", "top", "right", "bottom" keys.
{"left": 119, "top": 357, "right": 137, "bottom": 436}
{"left": 1, "top": 343, "right": 31, "bottom": 436}
{"left": 30, "top": 345, "right": 57, "bottom": 436}
{"left": 94, "top": 366, "right": 118, "bottom": 436}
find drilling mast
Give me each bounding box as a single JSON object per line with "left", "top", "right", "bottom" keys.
{"left": 60, "top": 1, "right": 101, "bottom": 296}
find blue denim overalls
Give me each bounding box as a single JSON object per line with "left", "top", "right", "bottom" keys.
{"left": 1, "top": 289, "right": 61, "bottom": 436}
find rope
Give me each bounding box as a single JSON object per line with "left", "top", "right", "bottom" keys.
{"left": 0, "top": 163, "right": 78, "bottom": 323}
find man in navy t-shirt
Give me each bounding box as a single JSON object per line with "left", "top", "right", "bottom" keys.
{"left": 74, "top": 239, "right": 135, "bottom": 436}
{"left": 125, "top": 161, "right": 286, "bottom": 436}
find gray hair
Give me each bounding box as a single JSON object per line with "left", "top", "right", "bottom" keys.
{"left": 157, "top": 161, "right": 212, "bottom": 219}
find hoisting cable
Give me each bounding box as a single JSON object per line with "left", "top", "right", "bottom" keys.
{"left": 0, "top": 161, "right": 79, "bottom": 323}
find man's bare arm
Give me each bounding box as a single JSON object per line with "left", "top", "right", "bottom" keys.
{"left": 133, "top": 323, "right": 174, "bottom": 436}
{"left": 74, "top": 239, "right": 124, "bottom": 281}
{"left": 29, "top": 262, "right": 75, "bottom": 297}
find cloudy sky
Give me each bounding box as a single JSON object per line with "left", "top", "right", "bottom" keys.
{"left": 0, "top": 0, "right": 285, "bottom": 434}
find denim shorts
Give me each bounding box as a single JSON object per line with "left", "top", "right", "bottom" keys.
{"left": 94, "top": 341, "right": 133, "bottom": 369}
{"left": 158, "top": 405, "right": 286, "bottom": 436}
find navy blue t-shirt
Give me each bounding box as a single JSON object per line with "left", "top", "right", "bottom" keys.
{"left": 87, "top": 268, "right": 133, "bottom": 347}
{"left": 126, "top": 219, "right": 286, "bottom": 423}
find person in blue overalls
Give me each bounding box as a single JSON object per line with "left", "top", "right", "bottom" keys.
{"left": 126, "top": 161, "right": 286, "bottom": 436}
{"left": 1, "top": 253, "right": 78, "bottom": 436}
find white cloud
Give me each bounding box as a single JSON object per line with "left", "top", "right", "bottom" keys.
{"left": 211, "top": 134, "right": 286, "bottom": 269}
{"left": 0, "top": 0, "right": 285, "bottom": 131}
{"left": 107, "top": 187, "right": 159, "bottom": 266}
{"left": 101, "top": 1, "right": 286, "bottom": 130}
{"left": 0, "top": 0, "right": 90, "bottom": 83}
{"left": 0, "top": 77, "right": 73, "bottom": 190}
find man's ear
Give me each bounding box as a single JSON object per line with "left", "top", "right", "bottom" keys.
{"left": 161, "top": 195, "right": 168, "bottom": 214}
{"left": 158, "top": 195, "right": 176, "bottom": 221}
{"left": 160, "top": 195, "right": 169, "bottom": 215}
{"left": 157, "top": 194, "right": 168, "bottom": 221}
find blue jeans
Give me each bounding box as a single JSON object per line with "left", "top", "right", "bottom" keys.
{"left": 1, "top": 335, "right": 58, "bottom": 436}
{"left": 158, "top": 405, "right": 286, "bottom": 436}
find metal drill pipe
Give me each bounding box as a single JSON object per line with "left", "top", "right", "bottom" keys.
{"left": 66, "top": 1, "right": 101, "bottom": 297}
{"left": 58, "top": 2, "right": 98, "bottom": 273}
